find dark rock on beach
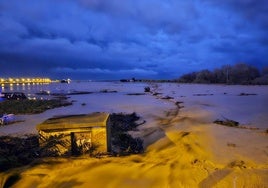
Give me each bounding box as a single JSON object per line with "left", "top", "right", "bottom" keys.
{"left": 214, "top": 118, "right": 239, "bottom": 127}
{"left": 126, "top": 93, "right": 146, "bottom": 96}
{"left": 193, "top": 94, "right": 214, "bottom": 96}
{"left": 238, "top": 93, "right": 257, "bottom": 96}
{"left": 144, "top": 87, "right": 150, "bottom": 92}
{"left": 161, "top": 96, "right": 174, "bottom": 100}
{"left": 100, "top": 89, "right": 117, "bottom": 93}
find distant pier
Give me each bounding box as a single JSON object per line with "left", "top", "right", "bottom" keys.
{"left": 0, "top": 77, "right": 52, "bottom": 85}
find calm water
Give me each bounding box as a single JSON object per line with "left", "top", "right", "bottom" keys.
{"left": 1, "top": 81, "right": 147, "bottom": 98}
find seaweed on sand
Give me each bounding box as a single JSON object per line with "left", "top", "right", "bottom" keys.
{"left": 109, "top": 113, "right": 144, "bottom": 155}
{"left": 0, "top": 135, "right": 39, "bottom": 171}
{"left": 0, "top": 99, "right": 72, "bottom": 114}
{"left": 213, "top": 117, "right": 259, "bottom": 130}
{"left": 213, "top": 118, "right": 239, "bottom": 127}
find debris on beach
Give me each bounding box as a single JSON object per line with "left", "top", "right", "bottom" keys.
{"left": 193, "top": 94, "right": 214, "bottom": 96}
{"left": 161, "top": 96, "right": 174, "bottom": 100}
{"left": 152, "top": 92, "right": 162, "bottom": 96}
{"left": 0, "top": 135, "right": 39, "bottom": 171}
{"left": 227, "top": 142, "right": 236, "bottom": 147}
{"left": 144, "top": 87, "right": 150, "bottom": 92}
{"left": 175, "top": 101, "right": 183, "bottom": 105}
{"left": 126, "top": 93, "right": 146, "bottom": 96}
{"left": 228, "top": 160, "right": 247, "bottom": 169}
{"left": 175, "top": 101, "right": 184, "bottom": 109}
{"left": 213, "top": 118, "right": 259, "bottom": 130}
{"left": 100, "top": 89, "right": 117, "bottom": 93}
{"left": 238, "top": 93, "right": 257, "bottom": 96}
{"left": 213, "top": 118, "right": 239, "bottom": 127}
{"left": 67, "top": 91, "right": 93, "bottom": 95}
{"left": 109, "top": 113, "right": 144, "bottom": 155}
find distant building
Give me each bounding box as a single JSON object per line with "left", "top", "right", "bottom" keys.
{"left": 36, "top": 112, "right": 111, "bottom": 156}
{"left": 60, "top": 78, "right": 71, "bottom": 83}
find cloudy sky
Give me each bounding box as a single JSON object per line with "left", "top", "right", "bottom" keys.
{"left": 0, "top": 0, "right": 267, "bottom": 80}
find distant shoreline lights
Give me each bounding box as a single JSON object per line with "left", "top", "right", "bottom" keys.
{"left": 0, "top": 77, "right": 52, "bottom": 85}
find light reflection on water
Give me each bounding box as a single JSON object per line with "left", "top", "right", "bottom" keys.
{"left": 2, "top": 83, "right": 51, "bottom": 93}
{"left": 1, "top": 81, "right": 147, "bottom": 96}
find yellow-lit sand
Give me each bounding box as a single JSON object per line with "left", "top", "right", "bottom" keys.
{"left": 1, "top": 105, "right": 267, "bottom": 188}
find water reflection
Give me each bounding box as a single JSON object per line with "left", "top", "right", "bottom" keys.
{"left": 9, "top": 84, "right": 14, "bottom": 91}
{"left": 0, "top": 81, "right": 125, "bottom": 96}
{"left": 22, "top": 83, "right": 26, "bottom": 91}
{"left": 1, "top": 83, "right": 53, "bottom": 94}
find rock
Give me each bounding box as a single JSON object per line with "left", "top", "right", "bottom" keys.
{"left": 239, "top": 93, "right": 257, "bottom": 96}
{"left": 214, "top": 118, "right": 239, "bottom": 127}
{"left": 100, "top": 89, "right": 117, "bottom": 93}
{"left": 126, "top": 93, "right": 145, "bottom": 96}
{"left": 144, "top": 87, "right": 150, "bottom": 92}
{"left": 161, "top": 96, "right": 174, "bottom": 100}
{"left": 193, "top": 94, "right": 213, "bottom": 96}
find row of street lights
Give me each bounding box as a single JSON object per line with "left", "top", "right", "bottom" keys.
{"left": 0, "top": 78, "right": 52, "bottom": 84}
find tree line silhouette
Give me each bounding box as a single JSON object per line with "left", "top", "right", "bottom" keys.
{"left": 176, "top": 63, "right": 268, "bottom": 85}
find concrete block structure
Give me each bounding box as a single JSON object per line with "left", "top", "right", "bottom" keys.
{"left": 36, "top": 112, "right": 111, "bottom": 156}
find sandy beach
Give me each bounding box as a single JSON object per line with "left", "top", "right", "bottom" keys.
{"left": 0, "top": 82, "right": 268, "bottom": 187}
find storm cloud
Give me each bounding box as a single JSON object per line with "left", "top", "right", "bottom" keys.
{"left": 0, "top": 0, "right": 267, "bottom": 79}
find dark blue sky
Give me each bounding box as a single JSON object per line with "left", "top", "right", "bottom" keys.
{"left": 0, "top": 0, "right": 267, "bottom": 80}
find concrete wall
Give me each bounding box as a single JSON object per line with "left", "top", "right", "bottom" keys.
{"left": 38, "top": 126, "right": 108, "bottom": 156}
